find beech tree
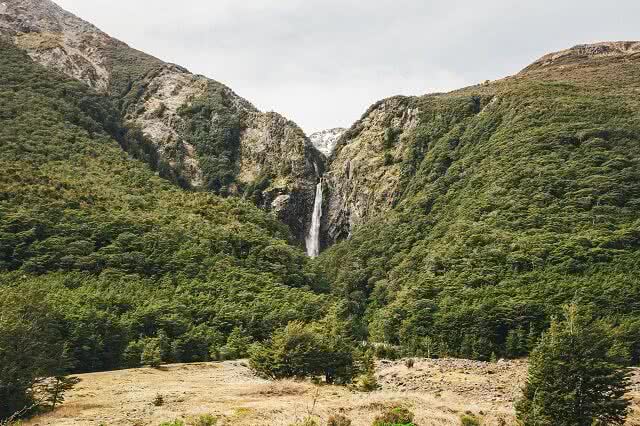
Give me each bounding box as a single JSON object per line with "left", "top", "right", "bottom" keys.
{"left": 516, "top": 305, "right": 631, "bottom": 426}
{"left": 249, "top": 319, "right": 355, "bottom": 384}
{"left": 0, "top": 289, "right": 68, "bottom": 419}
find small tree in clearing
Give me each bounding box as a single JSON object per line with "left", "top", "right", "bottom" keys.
{"left": 249, "top": 320, "right": 355, "bottom": 384}
{"left": 140, "top": 338, "right": 163, "bottom": 368}
{"left": 516, "top": 304, "right": 631, "bottom": 426}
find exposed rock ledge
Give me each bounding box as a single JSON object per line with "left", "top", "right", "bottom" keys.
{"left": 521, "top": 41, "right": 640, "bottom": 72}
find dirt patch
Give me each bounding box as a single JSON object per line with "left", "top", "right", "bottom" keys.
{"left": 376, "top": 358, "right": 527, "bottom": 404}
{"left": 23, "top": 359, "right": 640, "bottom": 426}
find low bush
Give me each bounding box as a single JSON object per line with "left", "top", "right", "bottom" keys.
{"left": 152, "top": 394, "right": 164, "bottom": 407}
{"left": 192, "top": 414, "right": 217, "bottom": 426}
{"left": 249, "top": 320, "right": 356, "bottom": 384}
{"left": 288, "top": 417, "right": 319, "bottom": 426}
{"left": 373, "top": 345, "right": 401, "bottom": 360}
{"left": 372, "top": 407, "right": 415, "bottom": 426}
{"left": 460, "top": 414, "right": 480, "bottom": 426}
{"left": 327, "top": 414, "right": 352, "bottom": 426}
{"left": 141, "top": 338, "right": 163, "bottom": 368}
{"left": 353, "top": 371, "right": 379, "bottom": 392}
{"left": 159, "top": 421, "right": 184, "bottom": 426}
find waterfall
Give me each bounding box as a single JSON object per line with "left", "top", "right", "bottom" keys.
{"left": 305, "top": 180, "right": 323, "bottom": 257}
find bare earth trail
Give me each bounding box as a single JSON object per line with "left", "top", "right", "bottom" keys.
{"left": 25, "top": 359, "right": 640, "bottom": 426}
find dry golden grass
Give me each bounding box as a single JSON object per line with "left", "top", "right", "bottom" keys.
{"left": 22, "top": 359, "right": 640, "bottom": 426}
{"left": 15, "top": 32, "right": 63, "bottom": 50}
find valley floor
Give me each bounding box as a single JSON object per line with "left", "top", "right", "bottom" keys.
{"left": 24, "top": 359, "right": 640, "bottom": 426}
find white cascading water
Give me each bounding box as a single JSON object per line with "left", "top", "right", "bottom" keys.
{"left": 305, "top": 180, "right": 323, "bottom": 257}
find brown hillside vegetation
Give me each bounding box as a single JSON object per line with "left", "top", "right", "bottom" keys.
{"left": 25, "top": 359, "right": 640, "bottom": 426}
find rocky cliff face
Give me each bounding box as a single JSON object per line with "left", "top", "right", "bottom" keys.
{"left": 321, "top": 97, "right": 420, "bottom": 246}
{"left": 0, "top": 0, "right": 322, "bottom": 244}
{"left": 121, "top": 64, "right": 210, "bottom": 188}
{"left": 1, "top": 0, "right": 115, "bottom": 92}
{"left": 238, "top": 111, "right": 323, "bottom": 241}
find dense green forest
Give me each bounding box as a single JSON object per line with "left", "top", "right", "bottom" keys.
{"left": 317, "top": 52, "right": 640, "bottom": 362}
{"left": 0, "top": 41, "right": 333, "bottom": 416}
{"left": 2, "top": 29, "right": 640, "bottom": 421}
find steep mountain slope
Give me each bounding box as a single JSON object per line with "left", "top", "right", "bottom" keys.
{"left": 318, "top": 42, "right": 640, "bottom": 360}
{"left": 322, "top": 42, "right": 640, "bottom": 245}
{"left": 0, "top": 0, "right": 322, "bottom": 243}
{"left": 322, "top": 98, "right": 419, "bottom": 245}
{"left": 0, "top": 40, "right": 326, "bottom": 383}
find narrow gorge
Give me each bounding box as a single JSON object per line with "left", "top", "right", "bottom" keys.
{"left": 3, "top": 0, "right": 640, "bottom": 265}
{"left": 0, "top": 0, "right": 425, "bottom": 257}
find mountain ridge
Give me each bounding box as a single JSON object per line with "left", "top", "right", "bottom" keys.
{"left": 319, "top": 39, "right": 640, "bottom": 247}
{"left": 0, "top": 0, "right": 324, "bottom": 245}
{"left": 521, "top": 41, "right": 640, "bottom": 73}
{"left": 316, "top": 37, "right": 640, "bottom": 360}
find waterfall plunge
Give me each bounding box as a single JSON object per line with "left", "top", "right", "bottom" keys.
{"left": 305, "top": 181, "right": 323, "bottom": 257}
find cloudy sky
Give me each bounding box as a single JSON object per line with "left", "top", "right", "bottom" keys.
{"left": 56, "top": 0, "right": 639, "bottom": 134}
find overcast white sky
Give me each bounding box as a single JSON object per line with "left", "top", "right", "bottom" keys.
{"left": 56, "top": 0, "right": 639, "bottom": 134}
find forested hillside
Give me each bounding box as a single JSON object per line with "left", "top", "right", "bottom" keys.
{"left": 0, "top": 0, "right": 323, "bottom": 244}
{"left": 318, "top": 42, "right": 640, "bottom": 362}
{"left": 0, "top": 41, "right": 329, "bottom": 416}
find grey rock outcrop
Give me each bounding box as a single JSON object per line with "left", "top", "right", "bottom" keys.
{"left": 521, "top": 41, "right": 640, "bottom": 73}
{"left": 321, "top": 97, "right": 419, "bottom": 246}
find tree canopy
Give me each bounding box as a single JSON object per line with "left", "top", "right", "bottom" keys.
{"left": 317, "top": 54, "right": 640, "bottom": 361}
{"left": 516, "top": 305, "right": 631, "bottom": 425}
